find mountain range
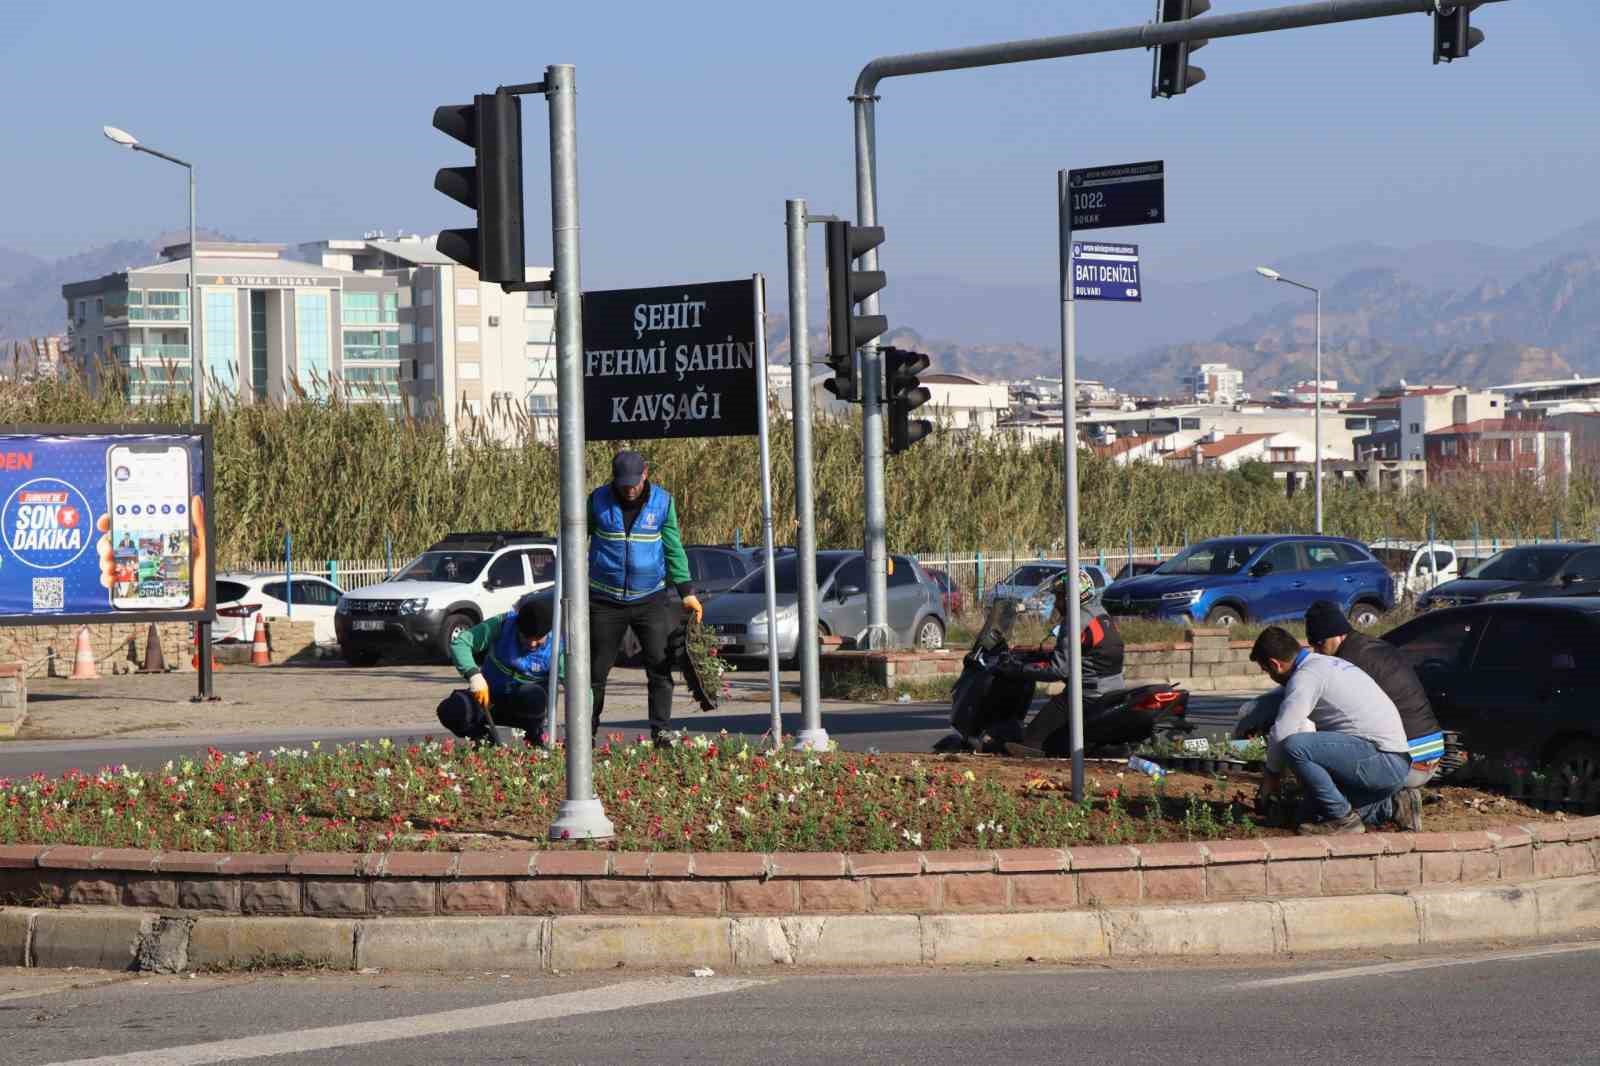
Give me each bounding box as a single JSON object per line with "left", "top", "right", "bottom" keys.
{"left": 9, "top": 220, "right": 1600, "bottom": 396}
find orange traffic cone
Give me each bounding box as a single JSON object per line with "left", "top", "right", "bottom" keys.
{"left": 190, "top": 626, "right": 222, "bottom": 672}
{"left": 251, "top": 613, "right": 271, "bottom": 667}
{"left": 70, "top": 626, "right": 99, "bottom": 680}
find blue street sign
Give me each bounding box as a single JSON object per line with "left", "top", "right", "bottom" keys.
{"left": 1071, "top": 241, "right": 1141, "bottom": 302}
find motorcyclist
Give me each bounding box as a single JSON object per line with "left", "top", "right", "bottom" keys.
{"left": 996, "top": 568, "right": 1126, "bottom": 756}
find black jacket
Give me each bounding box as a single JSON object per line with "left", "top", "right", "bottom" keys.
{"left": 1336, "top": 631, "right": 1441, "bottom": 740}
{"left": 1004, "top": 606, "right": 1125, "bottom": 693}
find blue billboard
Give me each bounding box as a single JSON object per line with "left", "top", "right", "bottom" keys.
{"left": 0, "top": 427, "right": 214, "bottom": 624}
{"left": 1071, "top": 241, "right": 1142, "bottom": 302}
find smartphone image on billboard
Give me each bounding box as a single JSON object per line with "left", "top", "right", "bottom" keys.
{"left": 107, "top": 444, "right": 192, "bottom": 610}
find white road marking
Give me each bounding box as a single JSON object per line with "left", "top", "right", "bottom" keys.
{"left": 1231, "top": 941, "right": 1600, "bottom": 989}
{"left": 41, "top": 976, "right": 768, "bottom": 1066}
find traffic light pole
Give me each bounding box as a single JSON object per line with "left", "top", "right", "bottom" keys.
{"left": 786, "top": 199, "right": 828, "bottom": 750}
{"left": 543, "top": 64, "right": 613, "bottom": 842}
{"left": 1057, "top": 172, "right": 1086, "bottom": 804}
{"left": 852, "top": 97, "right": 891, "bottom": 650}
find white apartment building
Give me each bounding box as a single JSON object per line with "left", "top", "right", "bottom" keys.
{"left": 1189, "top": 362, "right": 1245, "bottom": 405}
{"left": 1398, "top": 387, "right": 1503, "bottom": 462}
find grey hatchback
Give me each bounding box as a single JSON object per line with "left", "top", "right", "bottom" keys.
{"left": 700, "top": 550, "right": 946, "bottom": 659}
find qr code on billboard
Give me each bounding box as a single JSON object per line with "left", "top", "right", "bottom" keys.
{"left": 32, "top": 578, "right": 65, "bottom": 611}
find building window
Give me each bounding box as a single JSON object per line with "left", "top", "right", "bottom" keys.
{"left": 457, "top": 288, "right": 478, "bottom": 306}
{"left": 342, "top": 292, "right": 382, "bottom": 324}
{"left": 342, "top": 330, "right": 398, "bottom": 362}
{"left": 95, "top": 298, "right": 104, "bottom": 316}
{"left": 294, "top": 291, "right": 331, "bottom": 395}
{"left": 457, "top": 325, "right": 480, "bottom": 343}
{"left": 419, "top": 288, "right": 434, "bottom": 307}
{"left": 399, "top": 323, "right": 415, "bottom": 344}
{"left": 249, "top": 291, "right": 268, "bottom": 400}
{"left": 382, "top": 292, "right": 398, "bottom": 323}
{"left": 1440, "top": 438, "right": 1458, "bottom": 457}
{"left": 76, "top": 300, "right": 86, "bottom": 322}
{"left": 1493, "top": 439, "right": 1512, "bottom": 462}
{"left": 420, "top": 326, "right": 434, "bottom": 343}
{"left": 459, "top": 362, "right": 481, "bottom": 380}
{"left": 1520, "top": 436, "right": 1537, "bottom": 454}
{"left": 1409, "top": 422, "right": 1422, "bottom": 434}
{"left": 131, "top": 290, "right": 189, "bottom": 322}
{"left": 1269, "top": 447, "right": 1295, "bottom": 463}
{"left": 1180, "top": 418, "right": 1201, "bottom": 430}
{"left": 203, "top": 290, "right": 238, "bottom": 391}
{"left": 421, "top": 364, "right": 435, "bottom": 381}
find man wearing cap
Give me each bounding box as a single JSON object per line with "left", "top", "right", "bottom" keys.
{"left": 587, "top": 450, "right": 701, "bottom": 745}
{"left": 1304, "top": 601, "right": 1442, "bottom": 831}
{"left": 438, "top": 596, "right": 555, "bottom": 746}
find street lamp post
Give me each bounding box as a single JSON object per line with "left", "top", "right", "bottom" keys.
{"left": 103, "top": 126, "right": 200, "bottom": 422}
{"left": 1256, "top": 266, "right": 1322, "bottom": 533}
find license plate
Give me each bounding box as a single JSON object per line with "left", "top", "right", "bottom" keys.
{"left": 716, "top": 635, "right": 740, "bottom": 646}
{"left": 353, "top": 620, "right": 386, "bottom": 632}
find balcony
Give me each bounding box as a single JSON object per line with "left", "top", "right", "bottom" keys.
{"left": 113, "top": 344, "right": 191, "bottom": 363}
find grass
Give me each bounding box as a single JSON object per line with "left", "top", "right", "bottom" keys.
{"left": 198, "top": 951, "right": 336, "bottom": 974}
{"left": 4, "top": 361, "right": 1599, "bottom": 563}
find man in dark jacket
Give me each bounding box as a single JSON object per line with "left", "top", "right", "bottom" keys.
{"left": 1303, "top": 601, "right": 1442, "bottom": 831}
{"left": 998, "top": 569, "right": 1126, "bottom": 756}
{"left": 437, "top": 596, "right": 555, "bottom": 746}
{"left": 587, "top": 450, "right": 703, "bottom": 746}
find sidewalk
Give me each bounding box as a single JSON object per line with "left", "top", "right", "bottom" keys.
{"left": 13, "top": 663, "right": 806, "bottom": 741}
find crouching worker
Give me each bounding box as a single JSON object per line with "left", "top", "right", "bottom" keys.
{"left": 437, "top": 597, "right": 554, "bottom": 746}
{"left": 1249, "top": 626, "right": 1411, "bottom": 835}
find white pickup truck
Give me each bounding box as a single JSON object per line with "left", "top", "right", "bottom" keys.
{"left": 1368, "top": 540, "right": 1463, "bottom": 603}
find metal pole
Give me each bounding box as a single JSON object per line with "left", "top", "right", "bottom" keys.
{"left": 1058, "top": 171, "right": 1085, "bottom": 804}
{"left": 188, "top": 165, "right": 201, "bottom": 422}
{"left": 853, "top": 95, "right": 891, "bottom": 650}
{"left": 787, "top": 199, "right": 827, "bottom": 750}
{"left": 545, "top": 559, "right": 564, "bottom": 747}
{"left": 1315, "top": 286, "right": 1323, "bottom": 533}
{"left": 544, "top": 64, "right": 612, "bottom": 842}
{"left": 752, "top": 275, "right": 784, "bottom": 748}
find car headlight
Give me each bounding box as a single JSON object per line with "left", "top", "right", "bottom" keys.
{"left": 1161, "top": 590, "right": 1204, "bottom": 604}
{"left": 751, "top": 604, "right": 798, "bottom": 628}
{"left": 1482, "top": 591, "right": 1521, "bottom": 603}
{"left": 336, "top": 597, "right": 352, "bottom": 615}
{"left": 399, "top": 597, "right": 429, "bottom": 615}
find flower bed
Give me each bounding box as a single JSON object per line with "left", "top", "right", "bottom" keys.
{"left": 0, "top": 736, "right": 1564, "bottom": 855}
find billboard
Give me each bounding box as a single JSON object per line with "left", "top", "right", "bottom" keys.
{"left": 0, "top": 426, "right": 215, "bottom": 625}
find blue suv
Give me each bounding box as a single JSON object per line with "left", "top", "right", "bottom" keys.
{"left": 1101, "top": 535, "right": 1394, "bottom": 629}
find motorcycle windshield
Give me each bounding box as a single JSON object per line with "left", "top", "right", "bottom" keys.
{"left": 976, "top": 596, "right": 1024, "bottom": 652}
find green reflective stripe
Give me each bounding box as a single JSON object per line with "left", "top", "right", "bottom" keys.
{"left": 589, "top": 577, "right": 630, "bottom": 596}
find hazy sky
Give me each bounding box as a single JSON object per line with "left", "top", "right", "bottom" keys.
{"left": 3, "top": 0, "right": 1592, "bottom": 295}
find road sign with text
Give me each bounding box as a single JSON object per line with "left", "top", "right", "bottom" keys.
{"left": 1071, "top": 242, "right": 1141, "bottom": 302}
{"left": 1066, "top": 161, "right": 1164, "bottom": 231}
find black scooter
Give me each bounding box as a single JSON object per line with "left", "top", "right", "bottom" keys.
{"left": 936, "top": 596, "right": 1192, "bottom": 756}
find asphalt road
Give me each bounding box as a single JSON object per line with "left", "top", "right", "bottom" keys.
{"left": 4, "top": 940, "right": 1597, "bottom": 1064}
{"left": 0, "top": 688, "right": 1247, "bottom": 779}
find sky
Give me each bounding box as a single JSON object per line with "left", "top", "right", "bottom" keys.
{"left": 2, "top": 0, "right": 1593, "bottom": 297}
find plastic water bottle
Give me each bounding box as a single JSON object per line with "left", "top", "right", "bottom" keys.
{"left": 1127, "top": 755, "right": 1166, "bottom": 780}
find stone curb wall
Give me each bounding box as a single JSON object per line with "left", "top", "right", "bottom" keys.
{"left": 0, "top": 622, "right": 195, "bottom": 680}
{"left": 3, "top": 817, "right": 1595, "bottom": 921}
{"left": 822, "top": 627, "right": 1274, "bottom": 693}
{"left": 0, "top": 664, "right": 24, "bottom": 737}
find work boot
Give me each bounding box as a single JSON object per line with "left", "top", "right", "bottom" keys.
{"left": 932, "top": 733, "right": 975, "bottom": 754}
{"left": 1297, "top": 810, "right": 1365, "bottom": 836}
{"left": 1391, "top": 787, "right": 1423, "bottom": 832}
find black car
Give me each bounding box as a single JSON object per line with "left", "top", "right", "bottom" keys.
{"left": 1382, "top": 599, "right": 1600, "bottom": 785}
{"left": 684, "top": 545, "right": 769, "bottom": 601}
{"left": 1418, "top": 543, "right": 1600, "bottom": 610}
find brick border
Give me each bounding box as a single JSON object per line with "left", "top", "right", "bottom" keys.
{"left": 1, "top": 816, "right": 1594, "bottom": 919}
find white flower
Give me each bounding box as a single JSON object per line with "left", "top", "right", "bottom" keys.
{"left": 735, "top": 805, "right": 753, "bottom": 819}
{"left": 901, "top": 828, "right": 923, "bottom": 846}
{"left": 706, "top": 821, "right": 723, "bottom": 835}
{"left": 265, "top": 776, "right": 275, "bottom": 787}
{"left": 373, "top": 768, "right": 391, "bottom": 779}
{"left": 346, "top": 788, "right": 357, "bottom": 799}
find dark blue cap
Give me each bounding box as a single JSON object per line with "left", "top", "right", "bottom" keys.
{"left": 612, "top": 450, "right": 647, "bottom": 487}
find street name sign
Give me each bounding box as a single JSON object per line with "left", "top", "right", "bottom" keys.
{"left": 1071, "top": 241, "right": 1141, "bottom": 302}
{"left": 1066, "top": 160, "right": 1164, "bottom": 231}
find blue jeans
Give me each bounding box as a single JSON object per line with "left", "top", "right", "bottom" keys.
{"left": 1281, "top": 732, "right": 1410, "bottom": 825}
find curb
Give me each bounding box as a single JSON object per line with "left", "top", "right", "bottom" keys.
{"left": 4, "top": 874, "right": 1597, "bottom": 975}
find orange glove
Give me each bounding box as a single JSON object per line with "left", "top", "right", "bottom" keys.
{"left": 468, "top": 673, "right": 491, "bottom": 708}
{"left": 682, "top": 594, "right": 704, "bottom": 624}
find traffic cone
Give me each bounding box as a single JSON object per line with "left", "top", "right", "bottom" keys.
{"left": 251, "top": 613, "right": 271, "bottom": 667}
{"left": 70, "top": 626, "right": 99, "bottom": 680}
{"left": 139, "top": 622, "right": 166, "bottom": 673}
{"left": 189, "top": 626, "right": 221, "bottom": 672}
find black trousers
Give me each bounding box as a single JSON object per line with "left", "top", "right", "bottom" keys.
{"left": 589, "top": 593, "right": 675, "bottom": 737}
{"left": 436, "top": 682, "right": 548, "bottom": 745}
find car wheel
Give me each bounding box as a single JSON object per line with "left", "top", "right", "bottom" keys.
{"left": 1205, "top": 605, "right": 1243, "bottom": 628}
{"left": 438, "top": 613, "right": 473, "bottom": 661}
{"left": 1547, "top": 737, "right": 1600, "bottom": 790}
{"left": 342, "top": 645, "right": 380, "bottom": 668}
{"left": 915, "top": 617, "right": 945, "bottom": 650}
{"left": 1348, "top": 602, "right": 1382, "bottom": 629}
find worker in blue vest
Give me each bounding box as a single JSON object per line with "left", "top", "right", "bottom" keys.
{"left": 588, "top": 450, "right": 702, "bottom": 746}
{"left": 438, "top": 595, "right": 554, "bottom": 745}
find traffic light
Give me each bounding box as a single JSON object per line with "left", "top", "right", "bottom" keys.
{"left": 1433, "top": 4, "right": 1483, "bottom": 64}
{"left": 1152, "top": 0, "right": 1210, "bottom": 98}
{"left": 433, "top": 91, "right": 526, "bottom": 284}
{"left": 823, "top": 221, "right": 888, "bottom": 403}
{"left": 884, "top": 346, "right": 933, "bottom": 455}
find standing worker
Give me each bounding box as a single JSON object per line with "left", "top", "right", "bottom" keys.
{"left": 588, "top": 450, "right": 702, "bottom": 746}
{"left": 437, "top": 596, "right": 555, "bottom": 746}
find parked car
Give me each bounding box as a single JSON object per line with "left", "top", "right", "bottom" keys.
{"left": 334, "top": 531, "right": 556, "bottom": 666}
{"left": 700, "top": 551, "right": 946, "bottom": 659}
{"left": 1100, "top": 534, "right": 1394, "bottom": 628}
{"left": 683, "top": 544, "right": 768, "bottom": 601}
{"left": 925, "top": 567, "right": 966, "bottom": 615}
{"left": 214, "top": 572, "right": 344, "bottom": 646}
{"left": 1382, "top": 599, "right": 1600, "bottom": 785}
{"left": 1367, "top": 539, "right": 1461, "bottom": 602}
{"left": 1416, "top": 543, "right": 1600, "bottom": 610}
{"left": 984, "top": 561, "right": 1112, "bottom": 618}
{"left": 1114, "top": 561, "right": 1161, "bottom": 581}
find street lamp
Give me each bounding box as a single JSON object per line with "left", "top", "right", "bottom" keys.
{"left": 103, "top": 125, "right": 201, "bottom": 423}
{"left": 1255, "top": 266, "right": 1323, "bottom": 533}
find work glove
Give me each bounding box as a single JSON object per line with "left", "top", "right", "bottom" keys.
{"left": 468, "top": 673, "right": 491, "bottom": 709}
{"left": 682, "top": 594, "right": 704, "bottom": 625}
